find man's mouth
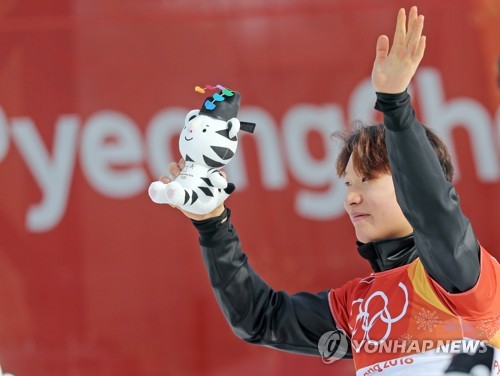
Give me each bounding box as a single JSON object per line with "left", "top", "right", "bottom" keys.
{"left": 351, "top": 213, "right": 369, "bottom": 222}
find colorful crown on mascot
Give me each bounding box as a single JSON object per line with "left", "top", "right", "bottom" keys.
{"left": 148, "top": 84, "right": 255, "bottom": 215}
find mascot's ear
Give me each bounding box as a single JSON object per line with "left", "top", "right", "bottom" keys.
{"left": 185, "top": 110, "right": 199, "bottom": 125}
{"left": 227, "top": 118, "right": 240, "bottom": 139}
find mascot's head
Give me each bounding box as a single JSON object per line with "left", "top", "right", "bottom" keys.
{"left": 179, "top": 85, "right": 254, "bottom": 169}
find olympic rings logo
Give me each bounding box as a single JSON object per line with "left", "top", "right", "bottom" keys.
{"left": 350, "top": 282, "right": 409, "bottom": 351}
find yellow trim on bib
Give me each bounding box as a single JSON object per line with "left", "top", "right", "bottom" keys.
{"left": 407, "top": 260, "right": 455, "bottom": 316}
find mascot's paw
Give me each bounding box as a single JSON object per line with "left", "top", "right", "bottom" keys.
{"left": 209, "top": 170, "right": 228, "bottom": 189}
{"left": 148, "top": 180, "right": 186, "bottom": 205}
{"left": 149, "top": 181, "right": 168, "bottom": 204}
{"left": 163, "top": 181, "right": 186, "bottom": 206}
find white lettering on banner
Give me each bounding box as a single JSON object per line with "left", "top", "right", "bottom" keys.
{"left": 1, "top": 68, "right": 498, "bottom": 232}
{"left": 417, "top": 68, "right": 500, "bottom": 181}
{"left": 349, "top": 78, "right": 377, "bottom": 123}
{"left": 81, "top": 110, "right": 147, "bottom": 198}
{"left": 0, "top": 106, "right": 9, "bottom": 162}
{"left": 282, "top": 104, "right": 345, "bottom": 219}
{"left": 10, "top": 115, "right": 79, "bottom": 232}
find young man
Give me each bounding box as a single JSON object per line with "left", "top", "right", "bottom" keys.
{"left": 161, "top": 7, "right": 500, "bottom": 375}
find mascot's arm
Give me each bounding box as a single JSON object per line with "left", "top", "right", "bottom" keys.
{"left": 207, "top": 169, "right": 228, "bottom": 189}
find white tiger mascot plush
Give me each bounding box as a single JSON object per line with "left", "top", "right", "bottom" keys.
{"left": 148, "top": 85, "right": 255, "bottom": 214}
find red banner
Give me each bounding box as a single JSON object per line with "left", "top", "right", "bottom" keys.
{"left": 0, "top": 0, "right": 498, "bottom": 374}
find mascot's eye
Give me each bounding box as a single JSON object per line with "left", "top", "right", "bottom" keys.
{"left": 203, "top": 129, "right": 207, "bottom": 133}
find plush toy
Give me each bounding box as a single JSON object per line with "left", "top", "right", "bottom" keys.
{"left": 148, "top": 85, "right": 255, "bottom": 214}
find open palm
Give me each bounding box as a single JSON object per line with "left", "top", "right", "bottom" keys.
{"left": 372, "top": 6, "right": 426, "bottom": 94}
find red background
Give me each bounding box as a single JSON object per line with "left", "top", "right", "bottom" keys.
{"left": 0, "top": 0, "right": 498, "bottom": 375}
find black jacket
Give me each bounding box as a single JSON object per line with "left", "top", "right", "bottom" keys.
{"left": 191, "top": 91, "right": 480, "bottom": 358}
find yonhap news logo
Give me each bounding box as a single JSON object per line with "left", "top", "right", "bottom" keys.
{"left": 318, "top": 331, "right": 349, "bottom": 364}
{"left": 317, "top": 332, "right": 490, "bottom": 365}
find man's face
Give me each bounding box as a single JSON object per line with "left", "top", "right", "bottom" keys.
{"left": 343, "top": 156, "right": 413, "bottom": 243}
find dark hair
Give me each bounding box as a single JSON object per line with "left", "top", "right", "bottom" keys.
{"left": 333, "top": 122, "right": 454, "bottom": 182}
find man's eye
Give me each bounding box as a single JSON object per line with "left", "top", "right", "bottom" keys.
{"left": 344, "top": 181, "right": 351, "bottom": 187}
{"left": 362, "top": 177, "right": 370, "bottom": 182}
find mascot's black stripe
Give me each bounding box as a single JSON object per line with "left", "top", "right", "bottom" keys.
{"left": 201, "top": 177, "right": 213, "bottom": 187}
{"left": 185, "top": 155, "right": 194, "bottom": 162}
{"left": 215, "top": 129, "right": 237, "bottom": 141}
{"left": 211, "top": 145, "right": 234, "bottom": 160}
{"left": 191, "top": 191, "right": 198, "bottom": 204}
{"left": 203, "top": 155, "right": 225, "bottom": 168}
{"left": 183, "top": 190, "right": 190, "bottom": 205}
{"left": 199, "top": 187, "right": 214, "bottom": 197}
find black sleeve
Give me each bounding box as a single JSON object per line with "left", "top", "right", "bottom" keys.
{"left": 375, "top": 91, "right": 480, "bottom": 293}
{"left": 192, "top": 208, "right": 352, "bottom": 358}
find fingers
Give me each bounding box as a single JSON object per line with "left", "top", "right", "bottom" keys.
{"left": 375, "top": 35, "right": 390, "bottom": 63}
{"left": 167, "top": 159, "right": 184, "bottom": 179}
{"left": 160, "top": 158, "right": 186, "bottom": 184}
{"left": 391, "top": 6, "right": 425, "bottom": 62}
{"left": 159, "top": 175, "right": 171, "bottom": 184}
{"left": 178, "top": 158, "right": 186, "bottom": 170}
{"left": 408, "top": 15, "right": 424, "bottom": 56}
{"left": 392, "top": 8, "right": 406, "bottom": 49}
{"left": 414, "top": 35, "right": 426, "bottom": 63}
{"left": 405, "top": 6, "right": 419, "bottom": 48}
{"left": 404, "top": 6, "right": 424, "bottom": 64}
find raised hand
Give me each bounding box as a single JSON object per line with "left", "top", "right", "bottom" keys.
{"left": 372, "top": 6, "right": 426, "bottom": 94}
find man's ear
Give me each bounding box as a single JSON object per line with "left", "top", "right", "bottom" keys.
{"left": 185, "top": 110, "right": 199, "bottom": 125}
{"left": 227, "top": 118, "right": 240, "bottom": 139}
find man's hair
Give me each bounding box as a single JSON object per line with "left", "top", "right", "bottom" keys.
{"left": 333, "top": 122, "right": 454, "bottom": 182}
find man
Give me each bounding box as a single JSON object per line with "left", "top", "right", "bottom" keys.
{"left": 160, "top": 6, "right": 500, "bottom": 375}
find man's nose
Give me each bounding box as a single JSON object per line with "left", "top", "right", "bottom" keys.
{"left": 345, "top": 190, "right": 362, "bottom": 206}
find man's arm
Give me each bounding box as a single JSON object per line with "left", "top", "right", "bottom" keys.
{"left": 192, "top": 208, "right": 352, "bottom": 357}
{"left": 159, "top": 160, "right": 351, "bottom": 356}
{"left": 371, "top": 6, "right": 479, "bottom": 293}
{"left": 376, "top": 91, "right": 480, "bottom": 293}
